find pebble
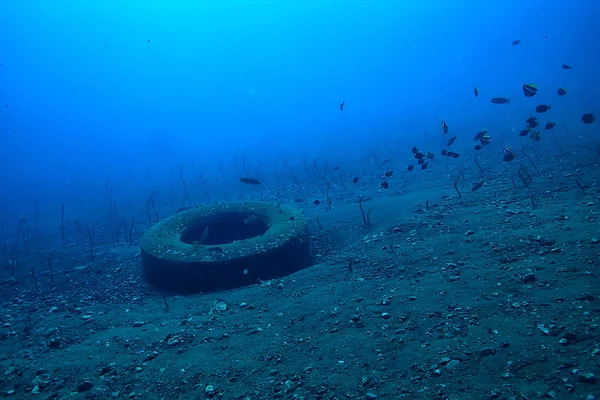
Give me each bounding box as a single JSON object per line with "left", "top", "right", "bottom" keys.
{"left": 578, "top": 372, "right": 596, "bottom": 384}
{"left": 132, "top": 321, "right": 146, "bottom": 327}
{"left": 480, "top": 347, "right": 496, "bottom": 356}
{"left": 446, "top": 359, "right": 461, "bottom": 369}
{"left": 522, "top": 273, "right": 536, "bottom": 283}
{"left": 381, "top": 313, "right": 391, "bottom": 319}
{"left": 77, "top": 381, "right": 94, "bottom": 392}
{"left": 465, "top": 230, "right": 475, "bottom": 236}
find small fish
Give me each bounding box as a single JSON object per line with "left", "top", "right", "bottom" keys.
{"left": 313, "top": 199, "right": 321, "bottom": 205}
{"left": 384, "top": 170, "right": 393, "bottom": 177}
{"left": 441, "top": 149, "right": 448, "bottom": 156}
{"left": 474, "top": 86, "right": 479, "bottom": 97}
{"left": 452, "top": 152, "right": 460, "bottom": 158}
{"left": 530, "top": 131, "right": 540, "bottom": 142}
{"left": 519, "top": 129, "right": 530, "bottom": 137}
{"left": 425, "top": 152, "right": 435, "bottom": 160}
{"left": 491, "top": 97, "right": 510, "bottom": 104}
{"left": 352, "top": 176, "right": 359, "bottom": 184}
{"left": 479, "top": 135, "right": 492, "bottom": 145}
{"left": 471, "top": 181, "right": 485, "bottom": 192}
{"left": 474, "top": 144, "right": 483, "bottom": 150}
{"left": 522, "top": 83, "right": 538, "bottom": 97}
{"left": 421, "top": 162, "right": 429, "bottom": 170}
{"left": 240, "top": 177, "right": 261, "bottom": 185}
{"left": 561, "top": 64, "right": 572, "bottom": 70}
{"left": 446, "top": 151, "right": 454, "bottom": 157}
{"left": 441, "top": 120, "right": 449, "bottom": 135}
{"left": 545, "top": 122, "right": 556, "bottom": 130}
{"left": 557, "top": 87, "right": 567, "bottom": 96}
{"left": 380, "top": 181, "right": 389, "bottom": 189}
{"left": 340, "top": 101, "right": 345, "bottom": 111}
{"left": 447, "top": 136, "right": 457, "bottom": 146}
{"left": 512, "top": 39, "right": 522, "bottom": 45}
{"left": 474, "top": 129, "right": 487, "bottom": 140}
{"left": 411, "top": 146, "right": 419, "bottom": 154}
{"left": 418, "top": 158, "right": 425, "bottom": 165}
{"left": 414, "top": 152, "right": 424, "bottom": 160}
{"left": 536, "top": 104, "right": 551, "bottom": 113}
{"left": 526, "top": 117, "right": 539, "bottom": 128}
{"left": 503, "top": 146, "right": 516, "bottom": 162}
{"left": 407, "top": 165, "right": 415, "bottom": 171}
{"left": 581, "top": 113, "right": 596, "bottom": 124}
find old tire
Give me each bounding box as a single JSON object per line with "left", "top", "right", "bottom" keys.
{"left": 140, "top": 202, "right": 311, "bottom": 293}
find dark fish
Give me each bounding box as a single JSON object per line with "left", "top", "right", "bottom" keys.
{"left": 557, "top": 87, "right": 567, "bottom": 96}
{"left": 352, "top": 176, "right": 359, "bottom": 184}
{"left": 519, "top": 129, "right": 530, "bottom": 137}
{"left": 512, "top": 40, "right": 522, "bottom": 45}
{"left": 530, "top": 131, "right": 540, "bottom": 142}
{"left": 384, "top": 170, "right": 393, "bottom": 177}
{"left": 425, "top": 152, "right": 435, "bottom": 159}
{"left": 414, "top": 152, "right": 424, "bottom": 159}
{"left": 240, "top": 177, "right": 261, "bottom": 185}
{"left": 313, "top": 199, "right": 320, "bottom": 205}
{"left": 479, "top": 135, "right": 491, "bottom": 145}
{"left": 503, "top": 146, "right": 516, "bottom": 162}
{"left": 474, "top": 144, "right": 483, "bottom": 150}
{"left": 441, "top": 149, "right": 447, "bottom": 156}
{"left": 522, "top": 83, "right": 538, "bottom": 97}
{"left": 380, "top": 181, "right": 389, "bottom": 189}
{"left": 441, "top": 120, "right": 449, "bottom": 135}
{"left": 581, "top": 113, "right": 596, "bottom": 124}
{"left": 545, "top": 122, "right": 556, "bottom": 130}
{"left": 332, "top": 166, "right": 341, "bottom": 170}
{"left": 536, "top": 104, "right": 551, "bottom": 113}
{"left": 474, "top": 87, "right": 479, "bottom": 97}
{"left": 452, "top": 152, "right": 460, "bottom": 158}
{"left": 407, "top": 165, "right": 415, "bottom": 171}
{"left": 411, "top": 146, "right": 419, "bottom": 154}
{"left": 526, "top": 116, "right": 539, "bottom": 128}
{"left": 340, "top": 101, "right": 345, "bottom": 111}
{"left": 561, "top": 64, "right": 572, "bottom": 70}
{"left": 474, "top": 129, "right": 487, "bottom": 140}
{"left": 491, "top": 97, "right": 510, "bottom": 104}
{"left": 472, "top": 181, "right": 484, "bottom": 192}
{"left": 421, "top": 162, "right": 429, "bottom": 170}
{"left": 418, "top": 158, "right": 425, "bottom": 165}
{"left": 446, "top": 151, "right": 454, "bottom": 157}
{"left": 447, "top": 136, "right": 457, "bottom": 146}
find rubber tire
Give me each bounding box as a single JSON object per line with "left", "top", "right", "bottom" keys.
{"left": 140, "top": 202, "right": 311, "bottom": 293}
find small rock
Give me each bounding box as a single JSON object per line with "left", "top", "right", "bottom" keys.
{"left": 465, "top": 230, "right": 475, "bottom": 236}
{"left": 446, "top": 359, "right": 461, "bottom": 369}
{"left": 480, "top": 347, "right": 496, "bottom": 356}
{"left": 381, "top": 313, "right": 391, "bottom": 319}
{"left": 522, "top": 273, "right": 536, "bottom": 283}
{"left": 132, "top": 321, "right": 146, "bottom": 327}
{"left": 578, "top": 372, "right": 596, "bottom": 384}
{"left": 77, "top": 381, "right": 94, "bottom": 392}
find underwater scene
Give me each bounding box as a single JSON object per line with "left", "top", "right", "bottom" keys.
{"left": 0, "top": 1, "right": 599, "bottom": 399}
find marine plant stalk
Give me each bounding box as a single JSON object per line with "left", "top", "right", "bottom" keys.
{"left": 358, "top": 196, "right": 367, "bottom": 227}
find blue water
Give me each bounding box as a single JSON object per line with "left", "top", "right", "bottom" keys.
{"left": 0, "top": 0, "right": 598, "bottom": 231}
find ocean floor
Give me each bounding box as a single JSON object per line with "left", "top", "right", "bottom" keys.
{"left": 1, "top": 146, "right": 599, "bottom": 400}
